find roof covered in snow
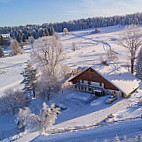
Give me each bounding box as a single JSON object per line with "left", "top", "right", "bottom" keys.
{"left": 91, "top": 65, "right": 141, "bottom": 95}
{"left": 70, "top": 64, "right": 141, "bottom": 95}
{"left": 1, "top": 34, "right": 10, "bottom": 38}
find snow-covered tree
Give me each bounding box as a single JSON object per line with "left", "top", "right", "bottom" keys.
{"left": 21, "top": 61, "right": 38, "bottom": 98}
{"left": 16, "top": 102, "right": 60, "bottom": 134}
{"left": 63, "top": 28, "right": 69, "bottom": 36}
{"left": 10, "top": 40, "right": 24, "bottom": 56}
{"left": 31, "top": 35, "right": 65, "bottom": 100}
{"left": 16, "top": 107, "right": 31, "bottom": 130}
{"left": 32, "top": 35, "right": 64, "bottom": 74}
{"left": 28, "top": 36, "right": 34, "bottom": 48}
{"left": 136, "top": 48, "right": 142, "bottom": 80}
{"left": 40, "top": 103, "right": 60, "bottom": 133}
{"left": 120, "top": 25, "right": 142, "bottom": 74}
{"left": 0, "top": 46, "right": 4, "bottom": 57}
{"left": 38, "top": 72, "right": 62, "bottom": 100}
{"left": 25, "top": 112, "right": 40, "bottom": 132}
{"left": 0, "top": 89, "right": 30, "bottom": 115}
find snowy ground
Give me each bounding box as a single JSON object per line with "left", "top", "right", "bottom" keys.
{"left": 32, "top": 119, "right": 142, "bottom": 142}
{"left": 0, "top": 25, "right": 142, "bottom": 141}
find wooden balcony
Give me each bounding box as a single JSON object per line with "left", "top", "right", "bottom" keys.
{"left": 74, "top": 83, "right": 104, "bottom": 96}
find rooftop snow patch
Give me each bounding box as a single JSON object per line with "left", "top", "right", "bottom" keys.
{"left": 91, "top": 64, "right": 141, "bottom": 95}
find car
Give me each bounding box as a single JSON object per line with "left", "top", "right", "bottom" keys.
{"left": 105, "top": 96, "right": 117, "bottom": 104}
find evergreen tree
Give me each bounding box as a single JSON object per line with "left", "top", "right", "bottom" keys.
{"left": 0, "top": 34, "right": 4, "bottom": 45}
{"left": 45, "top": 27, "right": 50, "bottom": 36}
{"left": 136, "top": 48, "right": 142, "bottom": 80}
{"left": 17, "top": 32, "right": 22, "bottom": 43}
{"left": 0, "top": 46, "right": 4, "bottom": 57}
{"left": 49, "top": 26, "right": 55, "bottom": 35}
{"left": 21, "top": 61, "right": 38, "bottom": 98}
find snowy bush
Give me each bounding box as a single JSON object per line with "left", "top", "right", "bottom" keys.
{"left": 16, "top": 102, "right": 60, "bottom": 134}
{"left": 106, "top": 49, "right": 118, "bottom": 62}
{"left": 10, "top": 40, "right": 24, "bottom": 56}
{"left": 16, "top": 107, "right": 31, "bottom": 130}
{"left": 0, "top": 89, "right": 30, "bottom": 115}
{"left": 63, "top": 28, "right": 70, "bottom": 36}
{"left": 91, "top": 28, "right": 101, "bottom": 34}
{"left": 102, "top": 60, "right": 109, "bottom": 66}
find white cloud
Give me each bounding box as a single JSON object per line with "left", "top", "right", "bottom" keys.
{"left": 79, "top": 0, "right": 142, "bottom": 17}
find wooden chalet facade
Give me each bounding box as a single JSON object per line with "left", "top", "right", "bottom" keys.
{"left": 69, "top": 66, "right": 140, "bottom": 97}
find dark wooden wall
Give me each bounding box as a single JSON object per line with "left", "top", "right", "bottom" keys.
{"left": 71, "top": 67, "right": 119, "bottom": 91}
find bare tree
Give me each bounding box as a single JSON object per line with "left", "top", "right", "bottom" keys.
{"left": 72, "top": 42, "right": 76, "bottom": 51}
{"left": 61, "top": 64, "right": 70, "bottom": 78}
{"left": 10, "top": 40, "right": 24, "bottom": 56}
{"left": 120, "top": 25, "right": 142, "bottom": 74}
{"left": 106, "top": 48, "right": 118, "bottom": 62}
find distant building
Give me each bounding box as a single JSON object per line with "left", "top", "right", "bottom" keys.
{"left": 69, "top": 65, "right": 141, "bottom": 97}
{"left": 1, "top": 34, "right": 10, "bottom": 39}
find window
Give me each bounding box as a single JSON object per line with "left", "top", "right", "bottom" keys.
{"left": 95, "top": 91, "right": 104, "bottom": 96}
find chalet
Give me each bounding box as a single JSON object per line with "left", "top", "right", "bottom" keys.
{"left": 69, "top": 65, "right": 141, "bottom": 97}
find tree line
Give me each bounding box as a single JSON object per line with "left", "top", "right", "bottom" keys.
{"left": 1, "top": 12, "right": 142, "bottom": 42}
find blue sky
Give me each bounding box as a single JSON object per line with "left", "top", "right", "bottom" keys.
{"left": 0, "top": 0, "right": 142, "bottom": 26}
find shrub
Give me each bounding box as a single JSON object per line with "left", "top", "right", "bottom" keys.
{"left": 91, "top": 28, "right": 101, "bottom": 34}
{"left": 10, "top": 40, "right": 24, "bottom": 56}
{"left": 0, "top": 89, "right": 30, "bottom": 115}
{"left": 16, "top": 103, "right": 61, "bottom": 133}
{"left": 102, "top": 60, "right": 109, "bottom": 66}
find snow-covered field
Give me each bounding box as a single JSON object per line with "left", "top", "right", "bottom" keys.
{"left": 0, "top": 25, "right": 142, "bottom": 142}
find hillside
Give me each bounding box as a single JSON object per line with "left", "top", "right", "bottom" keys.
{"left": 0, "top": 25, "right": 142, "bottom": 142}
